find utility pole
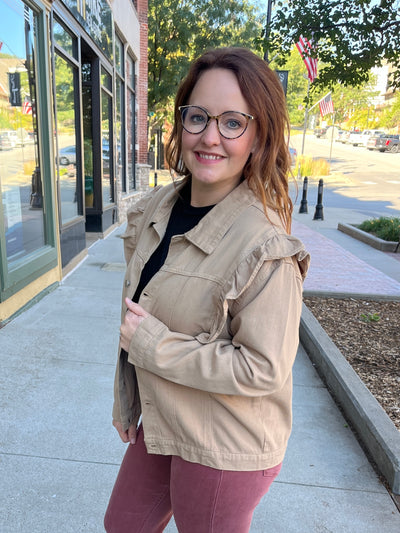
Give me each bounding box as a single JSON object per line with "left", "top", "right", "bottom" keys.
{"left": 264, "top": 0, "right": 273, "bottom": 62}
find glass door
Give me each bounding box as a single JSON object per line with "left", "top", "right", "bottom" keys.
{"left": 101, "top": 67, "right": 114, "bottom": 207}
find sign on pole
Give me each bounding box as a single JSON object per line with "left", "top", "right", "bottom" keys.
{"left": 8, "top": 72, "right": 22, "bottom": 107}
{"left": 275, "top": 70, "right": 289, "bottom": 96}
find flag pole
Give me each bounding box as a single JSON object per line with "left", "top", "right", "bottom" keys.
{"left": 329, "top": 111, "right": 336, "bottom": 163}
{"left": 300, "top": 79, "right": 310, "bottom": 153}
{"left": 297, "top": 78, "right": 310, "bottom": 180}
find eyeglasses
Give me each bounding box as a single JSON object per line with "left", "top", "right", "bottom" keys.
{"left": 178, "top": 105, "right": 254, "bottom": 139}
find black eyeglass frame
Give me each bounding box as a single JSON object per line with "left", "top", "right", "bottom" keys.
{"left": 178, "top": 105, "right": 255, "bottom": 139}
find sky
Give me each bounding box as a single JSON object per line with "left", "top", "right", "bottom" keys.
{"left": 1, "top": 0, "right": 27, "bottom": 59}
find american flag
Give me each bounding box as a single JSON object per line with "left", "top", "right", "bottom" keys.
{"left": 319, "top": 93, "right": 334, "bottom": 116}
{"left": 22, "top": 99, "right": 32, "bottom": 115}
{"left": 296, "top": 36, "right": 318, "bottom": 83}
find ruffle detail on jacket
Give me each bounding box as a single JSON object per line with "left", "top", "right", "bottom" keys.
{"left": 121, "top": 186, "right": 163, "bottom": 264}
{"left": 224, "top": 231, "right": 309, "bottom": 301}
{"left": 195, "top": 232, "right": 310, "bottom": 344}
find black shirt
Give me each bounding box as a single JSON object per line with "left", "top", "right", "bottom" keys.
{"left": 132, "top": 182, "right": 215, "bottom": 303}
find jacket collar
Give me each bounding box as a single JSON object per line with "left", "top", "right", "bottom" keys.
{"left": 149, "top": 179, "right": 278, "bottom": 255}
{"left": 186, "top": 181, "right": 261, "bottom": 254}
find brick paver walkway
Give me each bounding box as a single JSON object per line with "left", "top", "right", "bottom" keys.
{"left": 292, "top": 221, "right": 400, "bottom": 296}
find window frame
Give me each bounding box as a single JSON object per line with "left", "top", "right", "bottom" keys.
{"left": 0, "top": 0, "right": 58, "bottom": 302}
{"left": 51, "top": 14, "right": 84, "bottom": 228}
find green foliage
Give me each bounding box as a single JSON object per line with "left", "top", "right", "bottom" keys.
{"left": 266, "top": 0, "right": 400, "bottom": 93}
{"left": 380, "top": 92, "right": 400, "bottom": 130}
{"left": 358, "top": 217, "right": 400, "bottom": 242}
{"left": 269, "top": 47, "right": 308, "bottom": 124}
{"left": 269, "top": 47, "right": 379, "bottom": 127}
{"left": 295, "top": 155, "right": 330, "bottom": 177}
{"left": 148, "top": 0, "right": 263, "bottom": 123}
{"left": 360, "top": 312, "right": 380, "bottom": 323}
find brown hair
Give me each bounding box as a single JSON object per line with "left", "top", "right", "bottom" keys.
{"left": 165, "top": 47, "right": 293, "bottom": 232}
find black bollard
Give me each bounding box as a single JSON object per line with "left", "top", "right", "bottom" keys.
{"left": 154, "top": 171, "right": 158, "bottom": 187}
{"left": 299, "top": 177, "right": 308, "bottom": 214}
{"left": 313, "top": 179, "right": 324, "bottom": 220}
{"left": 30, "top": 166, "right": 43, "bottom": 209}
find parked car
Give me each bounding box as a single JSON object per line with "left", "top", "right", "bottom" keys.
{"left": 336, "top": 129, "right": 348, "bottom": 142}
{"left": 357, "top": 129, "right": 385, "bottom": 147}
{"left": 367, "top": 134, "right": 400, "bottom": 153}
{"left": 58, "top": 145, "right": 76, "bottom": 165}
{"left": 314, "top": 127, "right": 327, "bottom": 138}
{"left": 0, "top": 133, "right": 13, "bottom": 150}
{"left": 0, "top": 130, "right": 18, "bottom": 148}
{"left": 344, "top": 130, "right": 363, "bottom": 146}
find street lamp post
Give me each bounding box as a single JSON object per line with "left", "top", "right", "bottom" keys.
{"left": 264, "top": 0, "right": 273, "bottom": 62}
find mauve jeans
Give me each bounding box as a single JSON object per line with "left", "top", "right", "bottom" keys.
{"left": 104, "top": 426, "right": 281, "bottom": 533}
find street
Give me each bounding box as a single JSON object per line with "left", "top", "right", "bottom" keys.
{"left": 290, "top": 133, "right": 400, "bottom": 217}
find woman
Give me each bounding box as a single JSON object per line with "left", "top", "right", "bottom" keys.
{"left": 105, "top": 47, "right": 309, "bottom": 533}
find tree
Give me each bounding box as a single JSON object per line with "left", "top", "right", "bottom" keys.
{"left": 268, "top": 46, "right": 379, "bottom": 127}
{"left": 265, "top": 0, "right": 400, "bottom": 91}
{"left": 380, "top": 92, "right": 400, "bottom": 131}
{"left": 148, "top": 0, "right": 262, "bottom": 125}
{"left": 269, "top": 47, "right": 309, "bottom": 125}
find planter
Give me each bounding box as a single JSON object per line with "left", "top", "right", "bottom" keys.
{"left": 300, "top": 304, "right": 400, "bottom": 495}
{"left": 338, "top": 223, "right": 399, "bottom": 252}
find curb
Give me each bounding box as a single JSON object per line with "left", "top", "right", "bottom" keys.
{"left": 300, "top": 303, "right": 400, "bottom": 495}
{"left": 303, "top": 289, "right": 400, "bottom": 301}
{"left": 338, "top": 222, "right": 399, "bottom": 252}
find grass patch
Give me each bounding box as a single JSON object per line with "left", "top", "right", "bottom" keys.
{"left": 358, "top": 217, "right": 400, "bottom": 242}
{"left": 295, "top": 155, "right": 330, "bottom": 177}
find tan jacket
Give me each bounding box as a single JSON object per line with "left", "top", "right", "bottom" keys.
{"left": 113, "top": 180, "right": 310, "bottom": 471}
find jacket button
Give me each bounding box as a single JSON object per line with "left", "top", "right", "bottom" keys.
{"left": 125, "top": 280, "right": 131, "bottom": 287}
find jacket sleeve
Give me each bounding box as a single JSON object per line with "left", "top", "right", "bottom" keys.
{"left": 127, "top": 255, "right": 306, "bottom": 397}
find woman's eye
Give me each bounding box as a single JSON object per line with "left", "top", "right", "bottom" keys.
{"left": 189, "top": 113, "right": 206, "bottom": 124}
{"left": 221, "top": 117, "right": 242, "bottom": 130}
{"left": 226, "top": 119, "right": 242, "bottom": 129}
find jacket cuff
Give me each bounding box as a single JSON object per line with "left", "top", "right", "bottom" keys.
{"left": 127, "top": 315, "right": 166, "bottom": 369}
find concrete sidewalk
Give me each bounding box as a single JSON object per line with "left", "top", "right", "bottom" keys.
{"left": 1, "top": 213, "right": 400, "bottom": 532}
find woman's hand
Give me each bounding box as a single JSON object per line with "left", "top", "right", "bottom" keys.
{"left": 112, "top": 419, "right": 137, "bottom": 444}
{"left": 119, "top": 298, "right": 149, "bottom": 352}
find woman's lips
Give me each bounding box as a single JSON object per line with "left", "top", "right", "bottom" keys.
{"left": 195, "top": 151, "right": 224, "bottom": 162}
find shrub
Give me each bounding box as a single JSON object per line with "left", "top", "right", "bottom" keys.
{"left": 358, "top": 217, "right": 400, "bottom": 242}
{"left": 295, "top": 155, "right": 330, "bottom": 177}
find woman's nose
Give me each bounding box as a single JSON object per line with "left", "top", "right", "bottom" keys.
{"left": 200, "top": 118, "right": 221, "bottom": 145}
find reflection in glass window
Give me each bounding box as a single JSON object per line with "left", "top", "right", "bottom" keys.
{"left": 53, "top": 20, "right": 75, "bottom": 58}
{"left": 54, "top": 52, "right": 79, "bottom": 224}
{"left": 116, "top": 77, "right": 125, "bottom": 192}
{"left": 82, "top": 81, "right": 94, "bottom": 209}
{"left": 101, "top": 67, "right": 112, "bottom": 91}
{"left": 126, "top": 55, "right": 136, "bottom": 190}
{"left": 115, "top": 36, "right": 125, "bottom": 193}
{"left": 101, "top": 89, "right": 113, "bottom": 206}
{"left": 0, "top": 0, "right": 46, "bottom": 267}
{"left": 115, "top": 35, "right": 123, "bottom": 76}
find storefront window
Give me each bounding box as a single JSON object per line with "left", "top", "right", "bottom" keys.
{"left": 53, "top": 21, "right": 75, "bottom": 58}
{"left": 126, "top": 54, "right": 136, "bottom": 190}
{"left": 82, "top": 63, "right": 93, "bottom": 209}
{"left": 54, "top": 53, "right": 79, "bottom": 224}
{"left": 115, "top": 35, "right": 125, "bottom": 192}
{"left": 0, "top": 1, "right": 45, "bottom": 267}
{"left": 101, "top": 66, "right": 112, "bottom": 91}
{"left": 101, "top": 87, "right": 113, "bottom": 206}
{"left": 53, "top": 20, "right": 80, "bottom": 225}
